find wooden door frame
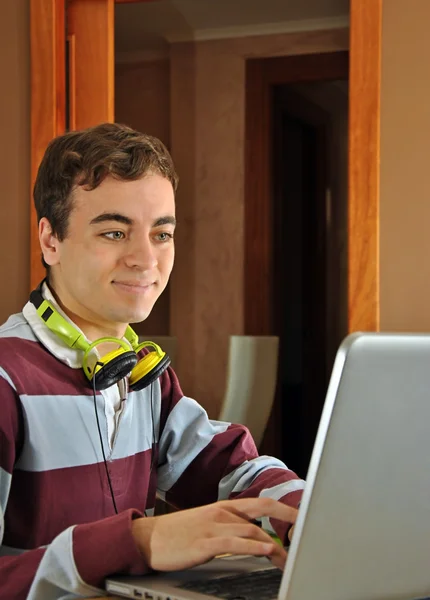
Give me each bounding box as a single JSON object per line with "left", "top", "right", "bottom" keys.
{"left": 348, "top": 0, "right": 381, "bottom": 332}
{"left": 244, "top": 0, "right": 382, "bottom": 336}
{"left": 30, "top": 0, "right": 66, "bottom": 289}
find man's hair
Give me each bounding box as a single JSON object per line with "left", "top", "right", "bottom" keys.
{"left": 34, "top": 122, "right": 178, "bottom": 267}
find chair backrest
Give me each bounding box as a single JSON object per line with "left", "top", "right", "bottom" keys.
{"left": 139, "top": 335, "right": 178, "bottom": 370}
{"left": 218, "top": 335, "right": 279, "bottom": 448}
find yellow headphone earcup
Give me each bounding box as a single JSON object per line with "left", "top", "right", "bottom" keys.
{"left": 129, "top": 351, "right": 160, "bottom": 385}
{"left": 129, "top": 352, "right": 171, "bottom": 391}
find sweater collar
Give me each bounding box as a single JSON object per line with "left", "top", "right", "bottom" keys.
{"left": 23, "top": 282, "right": 96, "bottom": 369}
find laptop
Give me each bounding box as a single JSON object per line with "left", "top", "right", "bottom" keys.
{"left": 106, "top": 332, "right": 430, "bottom": 600}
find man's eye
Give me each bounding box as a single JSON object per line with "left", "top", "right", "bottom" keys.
{"left": 156, "top": 232, "right": 174, "bottom": 242}
{"left": 104, "top": 231, "right": 125, "bottom": 240}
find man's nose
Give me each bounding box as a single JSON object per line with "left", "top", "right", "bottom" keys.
{"left": 123, "top": 237, "right": 158, "bottom": 270}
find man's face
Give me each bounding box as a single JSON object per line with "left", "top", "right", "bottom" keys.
{"left": 41, "top": 173, "right": 176, "bottom": 336}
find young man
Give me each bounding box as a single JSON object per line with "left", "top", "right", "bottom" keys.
{"left": 0, "top": 123, "right": 304, "bottom": 599}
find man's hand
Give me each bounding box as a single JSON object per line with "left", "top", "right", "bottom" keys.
{"left": 132, "top": 498, "right": 297, "bottom": 572}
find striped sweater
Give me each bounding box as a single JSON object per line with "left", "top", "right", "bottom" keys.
{"left": 0, "top": 302, "right": 305, "bottom": 600}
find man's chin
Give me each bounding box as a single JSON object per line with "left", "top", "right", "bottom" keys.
{"left": 127, "top": 315, "right": 150, "bottom": 325}
{"left": 121, "top": 307, "right": 154, "bottom": 325}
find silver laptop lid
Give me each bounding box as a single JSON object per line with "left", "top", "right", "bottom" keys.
{"left": 281, "top": 333, "right": 430, "bottom": 600}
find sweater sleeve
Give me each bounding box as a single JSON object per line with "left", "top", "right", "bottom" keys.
{"left": 157, "top": 368, "right": 305, "bottom": 543}
{"left": 0, "top": 373, "right": 149, "bottom": 600}
{"left": 1, "top": 510, "right": 149, "bottom": 600}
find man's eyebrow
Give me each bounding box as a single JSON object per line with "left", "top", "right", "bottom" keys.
{"left": 89, "top": 213, "right": 133, "bottom": 226}
{"left": 153, "top": 216, "right": 176, "bottom": 227}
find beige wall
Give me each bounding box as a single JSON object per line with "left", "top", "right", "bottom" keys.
{"left": 0, "top": 1, "right": 30, "bottom": 322}
{"left": 169, "top": 29, "right": 348, "bottom": 415}
{"left": 115, "top": 59, "right": 171, "bottom": 336}
{"left": 380, "top": 0, "right": 430, "bottom": 331}
{"left": 115, "top": 59, "right": 170, "bottom": 144}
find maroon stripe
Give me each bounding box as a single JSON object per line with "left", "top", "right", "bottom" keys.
{"left": 267, "top": 489, "right": 303, "bottom": 544}
{"left": 0, "top": 547, "right": 45, "bottom": 600}
{"left": 0, "top": 337, "right": 96, "bottom": 396}
{"left": 0, "top": 378, "right": 24, "bottom": 473}
{"left": 166, "top": 424, "right": 259, "bottom": 508}
{"left": 5, "top": 449, "right": 156, "bottom": 550}
{"left": 73, "top": 508, "right": 150, "bottom": 588}
{"left": 159, "top": 366, "right": 184, "bottom": 436}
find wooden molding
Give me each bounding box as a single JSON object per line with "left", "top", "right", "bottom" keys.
{"left": 166, "top": 18, "right": 349, "bottom": 43}
{"left": 68, "top": 0, "right": 115, "bottom": 129}
{"left": 67, "top": 34, "right": 76, "bottom": 131}
{"left": 348, "top": 0, "right": 382, "bottom": 332}
{"left": 30, "top": 0, "right": 66, "bottom": 289}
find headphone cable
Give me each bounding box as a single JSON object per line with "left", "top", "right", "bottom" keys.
{"left": 150, "top": 382, "right": 156, "bottom": 472}
{"left": 92, "top": 364, "right": 159, "bottom": 517}
{"left": 92, "top": 368, "right": 119, "bottom": 515}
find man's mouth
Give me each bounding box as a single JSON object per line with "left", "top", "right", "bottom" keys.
{"left": 112, "top": 280, "right": 155, "bottom": 294}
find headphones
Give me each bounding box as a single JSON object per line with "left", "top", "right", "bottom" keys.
{"left": 29, "top": 284, "right": 171, "bottom": 391}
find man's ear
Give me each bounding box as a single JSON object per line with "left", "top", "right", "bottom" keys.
{"left": 39, "top": 218, "right": 61, "bottom": 266}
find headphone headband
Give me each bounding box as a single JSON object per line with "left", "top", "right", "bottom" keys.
{"left": 30, "top": 288, "right": 88, "bottom": 351}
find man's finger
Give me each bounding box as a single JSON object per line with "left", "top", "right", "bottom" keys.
{"left": 220, "top": 497, "right": 297, "bottom": 524}
{"left": 213, "top": 523, "right": 279, "bottom": 546}
{"left": 198, "top": 535, "right": 287, "bottom": 568}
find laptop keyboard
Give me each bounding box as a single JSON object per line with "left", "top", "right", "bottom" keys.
{"left": 178, "top": 567, "right": 282, "bottom": 600}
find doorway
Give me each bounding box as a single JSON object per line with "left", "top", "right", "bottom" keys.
{"left": 245, "top": 52, "right": 349, "bottom": 473}
{"left": 272, "top": 82, "right": 348, "bottom": 476}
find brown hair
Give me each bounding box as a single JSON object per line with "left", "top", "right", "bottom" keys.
{"left": 34, "top": 122, "right": 178, "bottom": 267}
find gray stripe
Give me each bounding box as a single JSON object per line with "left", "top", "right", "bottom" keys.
{"left": 112, "top": 383, "right": 161, "bottom": 459}
{"left": 0, "top": 466, "right": 12, "bottom": 513}
{"left": 259, "top": 479, "right": 306, "bottom": 534}
{"left": 27, "top": 526, "right": 100, "bottom": 600}
{"left": 157, "top": 396, "right": 229, "bottom": 497}
{"left": 16, "top": 388, "right": 158, "bottom": 472}
{"left": 0, "top": 367, "right": 16, "bottom": 391}
{"left": 260, "top": 479, "right": 306, "bottom": 501}
{"left": 0, "top": 313, "right": 37, "bottom": 342}
{"left": 218, "top": 455, "right": 290, "bottom": 500}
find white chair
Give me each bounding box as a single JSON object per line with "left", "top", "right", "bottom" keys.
{"left": 138, "top": 335, "right": 178, "bottom": 370}
{"left": 218, "top": 335, "right": 279, "bottom": 448}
